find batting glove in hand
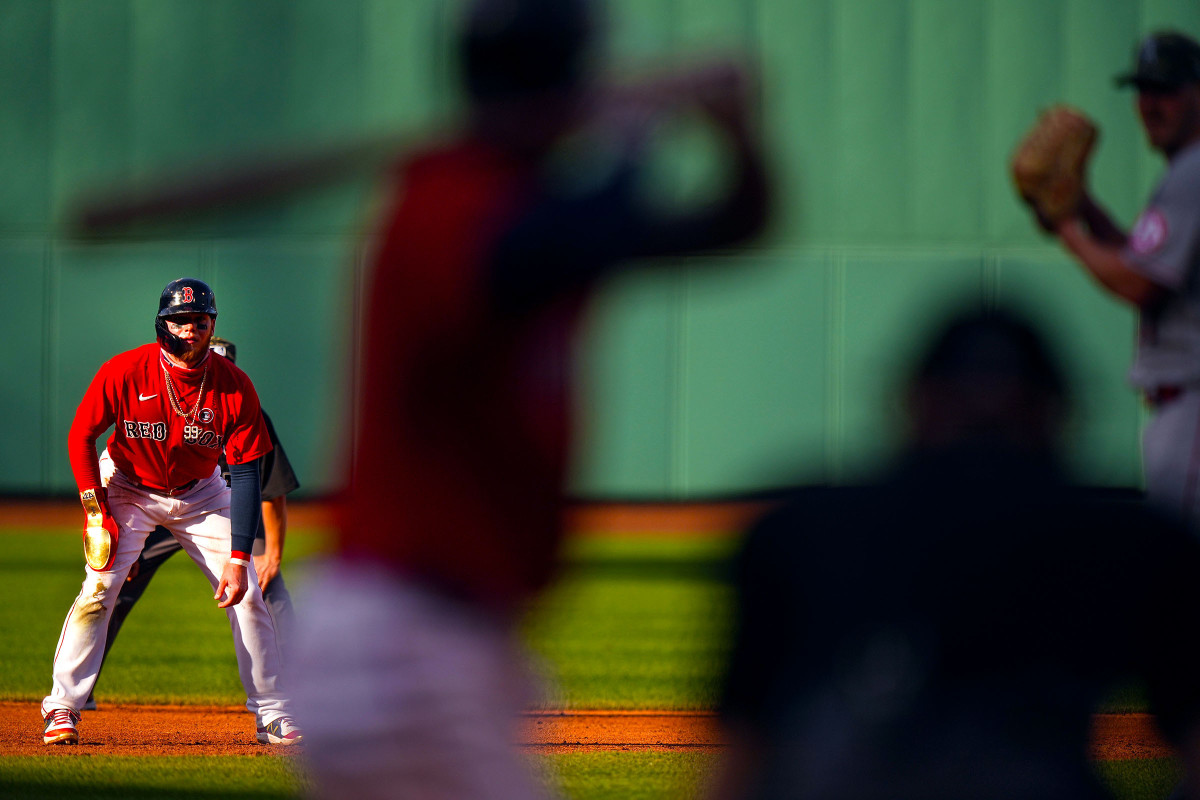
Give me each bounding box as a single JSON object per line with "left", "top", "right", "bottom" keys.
{"left": 80, "top": 487, "right": 119, "bottom": 572}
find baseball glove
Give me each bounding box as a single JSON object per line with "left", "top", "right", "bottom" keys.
{"left": 1010, "top": 105, "right": 1097, "bottom": 229}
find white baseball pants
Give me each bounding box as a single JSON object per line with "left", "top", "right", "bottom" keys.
{"left": 41, "top": 467, "right": 292, "bottom": 726}
{"left": 291, "top": 562, "right": 551, "bottom": 800}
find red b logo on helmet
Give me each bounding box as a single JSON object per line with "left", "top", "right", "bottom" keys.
{"left": 181, "top": 286, "right": 195, "bottom": 303}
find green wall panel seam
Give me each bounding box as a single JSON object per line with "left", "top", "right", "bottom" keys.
{"left": 983, "top": 251, "right": 998, "bottom": 308}
{"left": 672, "top": 269, "right": 689, "bottom": 498}
{"left": 828, "top": 250, "right": 845, "bottom": 484}
{"left": 47, "top": 1, "right": 61, "bottom": 241}
{"left": 744, "top": 0, "right": 763, "bottom": 57}
{"left": 41, "top": 240, "right": 55, "bottom": 492}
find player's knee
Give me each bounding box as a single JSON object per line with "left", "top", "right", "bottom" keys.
{"left": 73, "top": 574, "right": 120, "bottom": 624}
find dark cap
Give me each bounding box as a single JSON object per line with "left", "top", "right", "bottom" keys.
{"left": 912, "top": 308, "right": 1065, "bottom": 401}
{"left": 460, "top": 0, "right": 596, "bottom": 99}
{"left": 1115, "top": 31, "right": 1200, "bottom": 91}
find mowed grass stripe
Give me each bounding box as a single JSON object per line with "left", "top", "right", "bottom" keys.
{"left": 2, "top": 530, "right": 736, "bottom": 710}
{"left": 0, "top": 755, "right": 308, "bottom": 799}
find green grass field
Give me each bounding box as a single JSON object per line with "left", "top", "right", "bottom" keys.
{"left": 1, "top": 756, "right": 307, "bottom": 800}
{"left": 0, "top": 529, "right": 736, "bottom": 708}
{"left": 0, "top": 527, "right": 1182, "bottom": 798}
{"left": 524, "top": 534, "right": 737, "bottom": 710}
{"left": 0, "top": 528, "right": 736, "bottom": 798}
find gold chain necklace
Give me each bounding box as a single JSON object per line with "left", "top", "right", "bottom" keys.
{"left": 162, "top": 361, "right": 209, "bottom": 443}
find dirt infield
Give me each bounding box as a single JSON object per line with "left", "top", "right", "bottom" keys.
{"left": 0, "top": 702, "right": 1173, "bottom": 761}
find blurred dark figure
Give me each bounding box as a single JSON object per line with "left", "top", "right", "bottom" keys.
{"left": 711, "top": 307, "right": 1200, "bottom": 800}
{"left": 291, "top": 0, "right": 769, "bottom": 797}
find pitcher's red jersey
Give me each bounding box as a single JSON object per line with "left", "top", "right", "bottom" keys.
{"left": 340, "top": 139, "right": 579, "bottom": 611}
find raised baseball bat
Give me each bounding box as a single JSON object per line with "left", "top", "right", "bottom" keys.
{"left": 69, "top": 132, "right": 416, "bottom": 237}
{"left": 68, "top": 58, "right": 753, "bottom": 237}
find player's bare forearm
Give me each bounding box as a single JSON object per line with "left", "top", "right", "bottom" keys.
{"left": 70, "top": 131, "right": 414, "bottom": 236}
{"left": 215, "top": 560, "right": 249, "bottom": 608}
{"left": 255, "top": 496, "right": 287, "bottom": 591}
{"left": 628, "top": 62, "right": 769, "bottom": 259}
{"left": 1078, "top": 194, "right": 1129, "bottom": 246}
{"left": 261, "top": 496, "right": 287, "bottom": 558}
{"left": 683, "top": 61, "right": 769, "bottom": 245}
{"left": 1056, "top": 218, "right": 1166, "bottom": 308}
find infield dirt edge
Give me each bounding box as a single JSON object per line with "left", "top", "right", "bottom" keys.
{"left": 0, "top": 702, "right": 1173, "bottom": 761}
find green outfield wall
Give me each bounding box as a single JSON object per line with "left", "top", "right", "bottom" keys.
{"left": 2, "top": 0, "right": 1198, "bottom": 498}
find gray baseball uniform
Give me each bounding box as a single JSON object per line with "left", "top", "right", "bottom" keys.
{"left": 1124, "top": 139, "right": 1200, "bottom": 526}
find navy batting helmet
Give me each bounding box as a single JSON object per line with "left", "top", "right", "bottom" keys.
{"left": 155, "top": 277, "right": 217, "bottom": 356}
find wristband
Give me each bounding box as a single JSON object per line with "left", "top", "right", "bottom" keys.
{"left": 228, "top": 557, "right": 250, "bottom": 567}
{"left": 80, "top": 487, "right": 106, "bottom": 518}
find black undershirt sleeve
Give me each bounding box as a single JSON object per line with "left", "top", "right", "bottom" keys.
{"left": 228, "top": 459, "right": 262, "bottom": 556}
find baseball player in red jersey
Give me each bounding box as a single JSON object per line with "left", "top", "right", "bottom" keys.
{"left": 41, "top": 278, "right": 301, "bottom": 747}
{"left": 291, "top": 0, "right": 769, "bottom": 796}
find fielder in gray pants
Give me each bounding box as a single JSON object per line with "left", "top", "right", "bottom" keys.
{"left": 86, "top": 339, "right": 299, "bottom": 710}
{"left": 1035, "top": 32, "right": 1200, "bottom": 530}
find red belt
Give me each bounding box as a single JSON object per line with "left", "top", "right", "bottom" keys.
{"left": 1145, "top": 385, "right": 1184, "bottom": 407}
{"left": 131, "top": 478, "right": 199, "bottom": 497}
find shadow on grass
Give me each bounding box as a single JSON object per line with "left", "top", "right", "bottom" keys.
{"left": 0, "top": 786, "right": 297, "bottom": 800}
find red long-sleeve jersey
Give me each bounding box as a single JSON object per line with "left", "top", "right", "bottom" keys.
{"left": 340, "top": 139, "right": 577, "bottom": 613}
{"left": 68, "top": 344, "right": 272, "bottom": 493}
